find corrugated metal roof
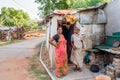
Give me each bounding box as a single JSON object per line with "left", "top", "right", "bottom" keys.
{"left": 39, "top": 3, "right": 107, "bottom": 26}
{"left": 53, "top": 9, "right": 77, "bottom": 15}
{"left": 77, "top": 3, "right": 107, "bottom": 12}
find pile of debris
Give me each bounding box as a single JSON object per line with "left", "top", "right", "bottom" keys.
{"left": 106, "top": 64, "right": 115, "bottom": 80}
{"left": 0, "top": 26, "right": 24, "bottom": 41}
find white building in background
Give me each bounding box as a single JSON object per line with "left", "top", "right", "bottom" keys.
{"left": 104, "top": 0, "right": 120, "bottom": 35}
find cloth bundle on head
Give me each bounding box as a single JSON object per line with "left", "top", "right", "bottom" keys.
{"left": 65, "top": 22, "right": 71, "bottom": 29}
{"left": 65, "top": 15, "right": 78, "bottom": 24}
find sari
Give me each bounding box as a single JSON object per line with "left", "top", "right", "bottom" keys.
{"left": 54, "top": 35, "right": 68, "bottom": 77}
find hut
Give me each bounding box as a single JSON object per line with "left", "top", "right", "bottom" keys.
{"left": 44, "top": 3, "right": 107, "bottom": 67}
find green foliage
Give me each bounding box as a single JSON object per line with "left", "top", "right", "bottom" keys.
{"left": 35, "top": 0, "right": 54, "bottom": 15}
{"left": 72, "top": 0, "right": 112, "bottom": 9}
{"left": 0, "top": 7, "right": 30, "bottom": 26}
{"left": 29, "top": 53, "right": 51, "bottom": 80}
{"left": 0, "top": 14, "right": 3, "bottom": 26}
{"left": 73, "top": 0, "right": 88, "bottom": 8}
{"left": 24, "top": 19, "right": 43, "bottom": 31}
{"left": 38, "top": 26, "right": 44, "bottom": 30}
{"left": 35, "top": 0, "right": 111, "bottom": 15}
{"left": 35, "top": 0, "right": 70, "bottom": 15}
{"left": 0, "top": 7, "right": 43, "bottom": 31}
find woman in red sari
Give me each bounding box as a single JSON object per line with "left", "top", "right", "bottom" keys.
{"left": 49, "top": 27, "right": 68, "bottom": 78}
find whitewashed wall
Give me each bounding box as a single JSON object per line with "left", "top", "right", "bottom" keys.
{"left": 46, "top": 15, "right": 63, "bottom": 68}
{"left": 104, "top": 0, "right": 120, "bottom": 35}
{"left": 46, "top": 21, "right": 50, "bottom": 49}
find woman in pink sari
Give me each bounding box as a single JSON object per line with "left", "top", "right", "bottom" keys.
{"left": 49, "top": 27, "right": 68, "bottom": 78}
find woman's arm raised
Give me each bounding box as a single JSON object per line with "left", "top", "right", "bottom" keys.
{"left": 49, "top": 38, "right": 57, "bottom": 47}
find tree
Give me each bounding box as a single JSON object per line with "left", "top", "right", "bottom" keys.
{"left": 24, "top": 19, "right": 44, "bottom": 31}
{"left": 0, "top": 14, "right": 3, "bottom": 26}
{"left": 0, "top": 7, "right": 30, "bottom": 26}
{"left": 35, "top": 0, "right": 77, "bottom": 15}
{"left": 35, "top": 0, "right": 70, "bottom": 15}
{"left": 35, "top": 0, "right": 111, "bottom": 15}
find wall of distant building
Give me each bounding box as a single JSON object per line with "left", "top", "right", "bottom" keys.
{"left": 104, "top": 0, "right": 120, "bottom": 35}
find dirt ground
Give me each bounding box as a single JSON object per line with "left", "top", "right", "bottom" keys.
{"left": 0, "top": 30, "right": 50, "bottom": 80}
{"left": 41, "top": 42, "right": 51, "bottom": 70}
{"left": 0, "top": 57, "right": 36, "bottom": 80}
{"left": 24, "top": 30, "right": 45, "bottom": 40}
{"left": 0, "top": 54, "right": 50, "bottom": 80}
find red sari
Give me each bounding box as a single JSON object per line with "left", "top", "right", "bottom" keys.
{"left": 55, "top": 35, "right": 68, "bottom": 77}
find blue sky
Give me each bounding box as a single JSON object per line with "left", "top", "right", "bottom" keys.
{"left": 0, "top": 0, "right": 40, "bottom": 19}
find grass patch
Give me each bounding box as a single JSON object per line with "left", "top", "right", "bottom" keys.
{"left": 0, "top": 40, "right": 23, "bottom": 46}
{"left": 29, "top": 52, "right": 51, "bottom": 80}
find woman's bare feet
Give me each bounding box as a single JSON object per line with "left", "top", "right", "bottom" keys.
{"left": 56, "top": 75, "right": 62, "bottom": 78}
{"left": 74, "top": 68, "right": 78, "bottom": 71}
{"left": 73, "top": 65, "right": 78, "bottom": 72}
{"left": 77, "top": 68, "right": 82, "bottom": 72}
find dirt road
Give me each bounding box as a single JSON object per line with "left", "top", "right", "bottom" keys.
{"left": 0, "top": 37, "right": 45, "bottom": 61}
{"left": 0, "top": 37, "right": 45, "bottom": 80}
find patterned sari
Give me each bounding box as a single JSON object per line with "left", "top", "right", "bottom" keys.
{"left": 55, "top": 35, "right": 68, "bottom": 77}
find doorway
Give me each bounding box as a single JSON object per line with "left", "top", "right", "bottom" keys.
{"left": 57, "top": 20, "right": 75, "bottom": 64}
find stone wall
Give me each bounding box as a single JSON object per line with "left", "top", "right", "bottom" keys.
{"left": 78, "top": 10, "right": 106, "bottom": 49}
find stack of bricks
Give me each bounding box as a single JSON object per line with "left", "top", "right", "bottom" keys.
{"left": 106, "top": 65, "right": 115, "bottom": 80}
{"left": 113, "top": 56, "right": 120, "bottom": 80}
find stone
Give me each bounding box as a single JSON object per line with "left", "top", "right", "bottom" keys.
{"left": 96, "top": 75, "right": 111, "bottom": 80}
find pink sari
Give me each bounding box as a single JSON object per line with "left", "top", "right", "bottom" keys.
{"left": 55, "top": 35, "right": 68, "bottom": 77}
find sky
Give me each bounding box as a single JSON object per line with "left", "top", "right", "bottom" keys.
{"left": 0, "top": 0, "right": 40, "bottom": 19}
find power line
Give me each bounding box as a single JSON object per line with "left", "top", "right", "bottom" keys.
{"left": 12, "top": 0, "right": 37, "bottom": 15}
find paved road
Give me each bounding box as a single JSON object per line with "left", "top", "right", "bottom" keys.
{"left": 0, "top": 37, "right": 45, "bottom": 61}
